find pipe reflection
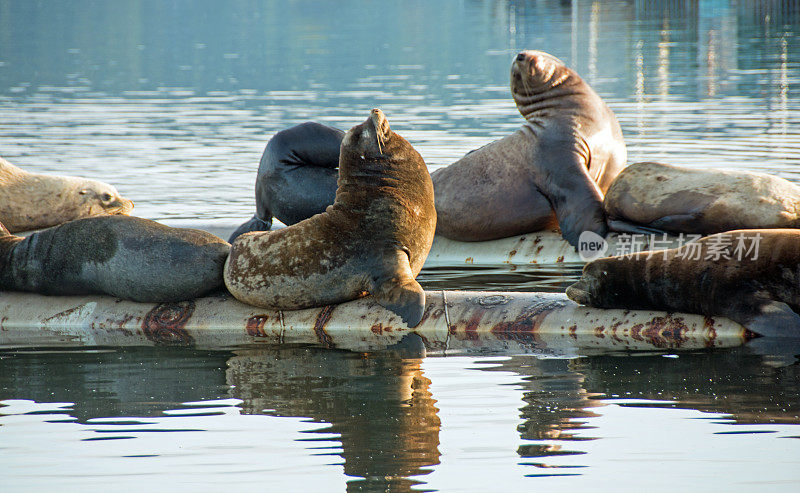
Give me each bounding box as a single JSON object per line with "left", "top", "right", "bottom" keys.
{"left": 481, "top": 347, "right": 799, "bottom": 469}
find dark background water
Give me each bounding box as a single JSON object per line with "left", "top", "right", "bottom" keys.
{"left": 1, "top": 1, "right": 800, "bottom": 491}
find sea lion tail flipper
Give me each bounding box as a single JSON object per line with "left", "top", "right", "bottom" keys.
{"left": 649, "top": 214, "right": 702, "bottom": 233}
{"left": 228, "top": 214, "right": 273, "bottom": 243}
{"left": 607, "top": 219, "right": 669, "bottom": 236}
{"left": 725, "top": 298, "right": 800, "bottom": 338}
{"left": 372, "top": 250, "right": 426, "bottom": 328}
{"left": 735, "top": 300, "right": 800, "bottom": 364}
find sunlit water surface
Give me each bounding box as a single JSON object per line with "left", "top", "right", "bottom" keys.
{"left": 2, "top": 0, "right": 800, "bottom": 491}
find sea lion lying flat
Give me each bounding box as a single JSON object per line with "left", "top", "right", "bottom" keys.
{"left": 604, "top": 162, "right": 800, "bottom": 235}
{"left": 0, "top": 216, "right": 230, "bottom": 302}
{"left": 566, "top": 229, "right": 800, "bottom": 337}
{"left": 224, "top": 109, "right": 436, "bottom": 327}
{"left": 229, "top": 50, "right": 625, "bottom": 247}
{"left": 431, "top": 50, "right": 626, "bottom": 246}
{"left": 0, "top": 156, "right": 134, "bottom": 233}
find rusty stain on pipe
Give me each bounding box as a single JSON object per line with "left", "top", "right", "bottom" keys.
{"left": 141, "top": 301, "right": 195, "bottom": 346}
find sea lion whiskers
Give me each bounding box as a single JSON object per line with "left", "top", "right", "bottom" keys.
{"left": 376, "top": 130, "right": 384, "bottom": 155}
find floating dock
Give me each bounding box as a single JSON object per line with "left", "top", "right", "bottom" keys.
{"left": 0, "top": 291, "right": 746, "bottom": 354}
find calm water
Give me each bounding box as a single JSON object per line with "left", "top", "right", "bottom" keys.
{"left": 2, "top": 0, "right": 800, "bottom": 491}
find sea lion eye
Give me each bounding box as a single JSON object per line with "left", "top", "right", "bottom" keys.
{"left": 79, "top": 189, "right": 88, "bottom": 195}
{"left": 101, "top": 192, "right": 113, "bottom": 202}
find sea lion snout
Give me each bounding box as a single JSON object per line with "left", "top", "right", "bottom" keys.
{"left": 565, "top": 281, "right": 592, "bottom": 306}
{"left": 343, "top": 108, "right": 392, "bottom": 157}
{"left": 369, "top": 108, "right": 390, "bottom": 140}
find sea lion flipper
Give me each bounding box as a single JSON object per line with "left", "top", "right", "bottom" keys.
{"left": 607, "top": 219, "right": 669, "bottom": 236}
{"left": 229, "top": 214, "right": 272, "bottom": 243}
{"left": 533, "top": 139, "right": 608, "bottom": 248}
{"left": 730, "top": 299, "right": 800, "bottom": 338}
{"left": 372, "top": 250, "right": 426, "bottom": 328}
{"left": 649, "top": 214, "right": 702, "bottom": 233}
{"left": 375, "top": 280, "right": 426, "bottom": 328}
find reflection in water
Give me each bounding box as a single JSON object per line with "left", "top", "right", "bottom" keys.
{"left": 226, "top": 348, "right": 441, "bottom": 492}
{"left": 481, "top": 347, "right": 800, "bottom": 474}
{"left": 1, "top": 346, "right": 798, "bottom": 490}
{"left": 0, "top": 348, "right": 231, "bottom": 421}
{"left": 417, "top": 264, "right": 582, "bottom": 293}
{"left": 577, "top": 348, "right": 800, "bottom": 425}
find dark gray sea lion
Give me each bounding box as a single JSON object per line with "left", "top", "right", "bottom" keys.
{"left": 224, "top": 109, "right": 436, "bottom": 327}
{"left": 0, "top": 216, "right": 230, "bottom": 302}
{"left": 604, "top": 162, "right": 800, "bottom": 235}
{"left": 229, "top": 123, "right": 344, "bottom": 241}
{"left": 431, "top": 50, "right": 626, "bottom": 246}
{"left": 0, "top": 156, "right": 134, "bottom": 233}
{"left": 566, "top": 229, "right": 800, "bottom": 337}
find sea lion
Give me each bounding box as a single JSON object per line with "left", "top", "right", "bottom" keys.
{"left": 229, "top": 122, "right": 344, "bottom": 241}
{"left": 431, "top": 50, "right": 626, "bottom": 246}
{"left": 566, "top": 229, "right": 800, "bottom": 337}
{"left": 604, "top": 162, "right": 800, "bottom": 235}
{"left": 0, "top": 156, "right": 134, "bottom": 233}
{"left": 0, "top": 216, "right": 230, "bottom": 302}
{"left": 224, "top": 109, "right": 436, "bottom": 327}
{"left": 229, "top": 50, "right": 625, "bottom": 247}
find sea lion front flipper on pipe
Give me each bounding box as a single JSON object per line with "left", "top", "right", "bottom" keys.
{"left": 534, "top": 137, "right": 607, "bottom": 247}
{"left": 371, "top": 249, "right": 426, "bottom": 328}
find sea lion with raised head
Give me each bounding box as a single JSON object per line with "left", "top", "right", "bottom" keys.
{"left": 0, "top": 156, "right": 134, "bottom": 233}
{"left": 224, "top": 109, "right": 436, "bottom": 327}
{"left": 604, "top": 162, "right": 800, "bottom": 235}
{"left": 228, "top": 50, "right": 625, "bottom": 247}
{"left": 431, "top": 50, "right": 626, "bottom": 246}
{"left": 566, "top": 229, "right": 800, "bottom": 337}
{"left": 0, "top": 216, "right": 230, "bottom": 302}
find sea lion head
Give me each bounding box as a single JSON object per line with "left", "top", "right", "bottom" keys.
{"left": 510, "top": 50, "right": 571, "bottom": 104}
{"left": 341, "top": 108, "right": 394, "bottom": 161}
{"left": 76, "top": 179, "right": 135, "bottom": 217}
{"left": 566, "top": 258, "right": 614, "bottom": 307}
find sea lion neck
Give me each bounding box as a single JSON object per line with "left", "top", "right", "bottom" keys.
{"left": 334, "top": 132, "right": 412, "bottom": 211}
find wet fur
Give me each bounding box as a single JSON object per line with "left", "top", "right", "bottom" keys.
{"left": 224, "top": 110, "right": 436, "bottom": 327}
{"left": 566, "top": 229, "right": 800, "bottom": 337}
{"left": 0, "top": 216, "right": 230, "bottom": 302}
{"left": 0, "top": 157, "right": 134, "bottom": 233}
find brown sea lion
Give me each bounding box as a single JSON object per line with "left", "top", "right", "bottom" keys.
{"left": 604, "top": 162, "right": 800, "bottom": 235}
{"left": 224, "top": 109, "right": 436, "bottom": 327}
{"left": 431, "top": 50, "right": 626, "bottom": 246}
{"left": 0, "top": 216, "right": 230, "bottom": 302}
{"left": 0, "top": 156, "right": 134, "bottom": 233}
{"left": 566, "top": 229, "right": 800, "bottom": 337}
